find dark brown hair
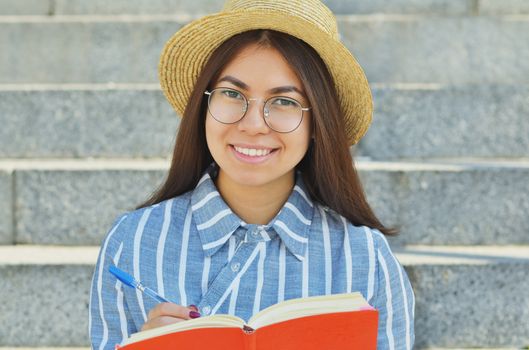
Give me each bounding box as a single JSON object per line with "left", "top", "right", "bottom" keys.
{"left": 137, "top": 30, "right": 398, "bottom": 236}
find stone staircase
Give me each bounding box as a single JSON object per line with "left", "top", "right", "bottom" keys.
{"left": 1, "top": 0, "right": 528, "bottom": 348}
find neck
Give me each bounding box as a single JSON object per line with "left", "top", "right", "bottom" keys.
{"left": 215, "top": 170, "right": 295, "bottom": 225}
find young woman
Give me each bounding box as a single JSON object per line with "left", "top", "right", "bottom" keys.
{"left": 89, "top": 0, "right": 415, "bottom": 349}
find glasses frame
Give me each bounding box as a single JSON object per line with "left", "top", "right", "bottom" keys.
{"left": 204, "top": 87, "right": 311, "bottom": 133}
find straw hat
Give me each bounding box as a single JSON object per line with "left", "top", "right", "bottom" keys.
{"left": 159, "top": 0, "right": 373, "bottom": 145}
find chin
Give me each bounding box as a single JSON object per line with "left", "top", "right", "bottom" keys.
{"left": 222, "top": 164, "right": 295, "bottom": 188}
{"left": 229, "top": 170, "right": 275, "bottom": 188}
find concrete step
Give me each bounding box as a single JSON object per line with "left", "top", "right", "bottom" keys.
{"left": 0, "top": 245, "right": 528, "bottom": 347}
{"left": 0, "top": 16, "right": 528, "bottom": 84}
{"left": 0, "top": 85, "right": 177, "bottom": 158}
{"left": 1, "top": 159, "right": 529, "bottom": 246}
{"left": 1, "top": 84, "right": 527, "bottom": 159}
{"left": 398, "top": 245, "right": 529, "bottom": 349}
{"left": 358, "top": 83, "right": 529, "bottom": 160}
{"left": 0, "top": 159, "right": 167, "bottom": 245}
{"left": 479, "top": 0, "right": 529, "bottom": 15}
{"left": 1, "top": 0, "right": 528, "bottom": 16}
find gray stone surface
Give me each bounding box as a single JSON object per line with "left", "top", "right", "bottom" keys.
{"left": 358, "top": 84, "right": 529, "bottom": 159}
{"left": 1, "top": 17, "right": 529, "bottom": 84}
{"left": 54, "top": 0, "right": 495, "bottom": 16}
{"left": 0, "top": 0, "right": 527, "bottom": 16}
{"left": 358, "top": 163, "right": 529, "bottom": 245}
{"left": 407, "top": 262, "right": 529, "bottom": 348}
{"left": 0, "top": 0, "right": 473, "bottom": 16}
{"left": 53, "top": 0, "right": 223, "bottom": 15}
{"left": 341, "top": 16, "right": 529, "bottom": 85}
{"left": 0, "top": 0, "right": 50, "bottom": 15}
{"left": 1, "top": 246, "right": 528, "bottom": 347}
{"left": 0, "top": 89, "right": 178, "bottom": 158}
{"left": 0, "top": 170, "right": 12, "bottom": 244}
{"left": 15, "top": 169, "right": 166, "bottom": 244}
{"left": 10, "top": 163, "right": 529, "bottom": 245}
{"left": 4, "top": 84, "right": 527, "bottom": 159}
{"left": 0, "top": 264, "right": 93, "bottom": 347}
{"left": 0, "top": 90, "right": 78, "bottom": 157}
{"left": 0, "top": 21, "right": 181, "bottom": 84}
{"left": 326, "top": 0, "right": 473, "bottom": 15}
{"left": 479, "top": 0, "right": 529, "bottom": 14}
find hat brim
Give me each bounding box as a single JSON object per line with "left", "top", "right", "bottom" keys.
{"left": 159, "top": 10, "right": 373, "bottom": 145}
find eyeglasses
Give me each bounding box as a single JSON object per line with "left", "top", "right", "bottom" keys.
{"left": 204, "top": 87, "right": 311, "bottom": 133}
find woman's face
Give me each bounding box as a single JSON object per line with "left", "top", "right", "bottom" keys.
{"left": 205, "top": 43, "right": 312, "bottom": 190}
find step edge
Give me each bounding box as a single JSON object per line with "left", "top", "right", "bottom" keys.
{"left": 1, "top": 245, "right": 529, "bottom": 265}
{"left": 2, "top": 158, "right": 529, "bottom": 172}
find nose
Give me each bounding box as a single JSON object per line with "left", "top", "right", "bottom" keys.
{"left": 237, "top": 99, "right": 270, "bottom": 135}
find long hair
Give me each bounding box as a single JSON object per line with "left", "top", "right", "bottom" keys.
{"left": 137, "top": 29, "right": 398, "bottom": 236}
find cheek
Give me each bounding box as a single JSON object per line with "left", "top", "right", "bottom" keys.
{"left": 205, "top": 116, "right": 230, "bottom": 156}
{"left": 296, "top": 115, "right": 312, "bottom": 148}
{"left": 295, "top": 121, "right": 312, "bottom": 158}
{"left": 284, "top": 130, "right": 311, "bottom": 161}
{"left": 205, "top": 116, "right": 213, "bottom": 139}
{"left": 206, "top": 115, "right": 220, "bottom": 137}
{"left": 205, "top": 116, "right": 220, "bottom": 153}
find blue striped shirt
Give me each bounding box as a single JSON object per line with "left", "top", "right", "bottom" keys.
{"left": 89, "top": 168, "right": 415, "bottom": 349}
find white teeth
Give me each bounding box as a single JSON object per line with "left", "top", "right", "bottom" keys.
{"left": 234, "top": 146, "right": 272, "bottom": 157}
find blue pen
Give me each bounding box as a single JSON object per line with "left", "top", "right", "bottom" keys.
{"left": 109, "top": 265, "right": 170, "bottom": 303}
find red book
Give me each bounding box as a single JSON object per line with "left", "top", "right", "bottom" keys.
{"left": 118, "top": 292, "right": 378, "bottom": 350}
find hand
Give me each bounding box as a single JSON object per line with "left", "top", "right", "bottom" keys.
{"left": 141, "top": 303, "right": 200, "bottom": 331}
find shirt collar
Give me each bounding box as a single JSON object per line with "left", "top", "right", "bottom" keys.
{"left": 191, "top": 166, "right": 314, "bottom": 261}
{"left": 268, "top": 173, "right": 313, "bottom": 261}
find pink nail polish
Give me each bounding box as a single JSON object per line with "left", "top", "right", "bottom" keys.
{"left": 188, "top": 304, "right": 198, "bottom": 312}
{"left": 189, "top": 310, "right": 201, "bottom": 318}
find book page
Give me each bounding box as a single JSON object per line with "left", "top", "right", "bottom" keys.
{"left": 248, "top": 292, "right": 370, "bottom": 329}
{"left": 123, "top": 314, "right": 245, "bottom": 345}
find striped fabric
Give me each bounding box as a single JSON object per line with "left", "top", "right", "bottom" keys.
{"left": 89, "top": 167, "right": 415, "bottom": 349}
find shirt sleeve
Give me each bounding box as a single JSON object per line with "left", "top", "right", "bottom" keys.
{"left": 89, "top": 214, "right": 137, "bottom": 349}
{"left": 372, "top": 230, "right": 415, "bottom": 350}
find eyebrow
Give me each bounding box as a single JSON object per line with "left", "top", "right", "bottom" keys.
{"left": 217, "top": 75, "right": 305, "bottom": 96}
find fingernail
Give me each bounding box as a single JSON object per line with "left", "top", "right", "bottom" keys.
{"left": 189, "top": 310, "right": 201, "bottom": 318}
{"left": 188, "top": 304, "right": 198, "bottom": 312}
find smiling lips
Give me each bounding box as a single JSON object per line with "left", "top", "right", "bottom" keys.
{"left": 233, "top": 145, "right": 275, "bottom": 157}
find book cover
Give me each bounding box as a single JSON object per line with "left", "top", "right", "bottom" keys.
{"left": 117, "top": 292, "right": 378, "bottom": 350}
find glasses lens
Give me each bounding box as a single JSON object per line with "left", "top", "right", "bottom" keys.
{"left": 208, "top": 88, "right": 246, "bottom": 123}
{"left": 265, "top": 97, "right": 303, "bottom": 132}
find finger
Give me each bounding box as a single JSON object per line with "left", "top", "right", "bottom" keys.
{"left": 141, "top": 315, "right": 186, "bottom": 332}
{"left": 147, "top": 302, "right": 194, "bottom": 321}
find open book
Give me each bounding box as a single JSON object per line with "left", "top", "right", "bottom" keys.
{"left": 118, "top": 292, "right": 378, "bottom": 349}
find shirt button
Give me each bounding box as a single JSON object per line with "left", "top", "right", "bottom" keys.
{"left": 231, "top": 262, "right": 240, "bottom": 272}
{"left": 202, "top": 305, "right": 211, "bottom": 315}
{"left": 252, "top": 229, "right": 259, "bottom": 236}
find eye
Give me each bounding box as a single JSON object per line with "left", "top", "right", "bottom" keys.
{"left": 220, "top": 89, "right": 243, "bottom": 99}
{"left": 272, "top": 97, "right": 298, "bottom": 107}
